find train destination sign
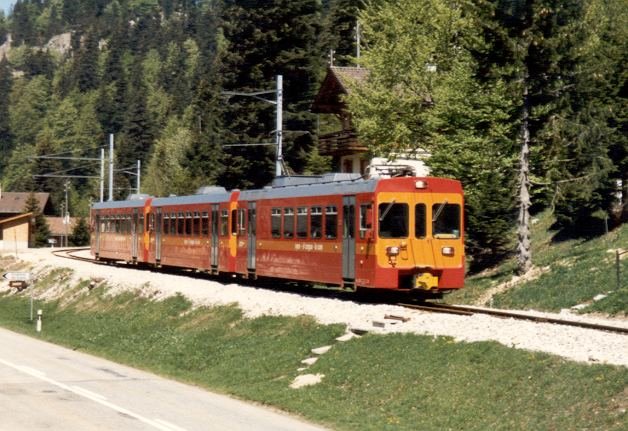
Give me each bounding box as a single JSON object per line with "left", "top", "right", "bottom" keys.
{"left": 2, "top": 272, "right": 31, "bottom": 282}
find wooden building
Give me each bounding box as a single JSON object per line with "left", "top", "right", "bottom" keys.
{"left": 0, "top": 191, "right": 51, "bottom": 250}
{"left": 46, "top": 217, "right": 77, "bottom": 247}
{"left": 312, "top": 66, "right": 370, "bottom": 174}
{"left": 0, "top": 213, "right": 33, "bottom": 251}
{"left": 312, "top": 66, "right": 429, "bottom": 177}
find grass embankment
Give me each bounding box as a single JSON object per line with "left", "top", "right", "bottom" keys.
{"left": 0, "top": 262, "right": 626, "bottom": 431}
{"left": 449, "top": 213, "right": 628, "bottom": 314}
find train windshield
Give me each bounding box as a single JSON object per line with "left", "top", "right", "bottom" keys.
{"left": 432, "top": 203, "right": 461, "bottom": 238}
{"left": 378, "top": 203, "right": 408, "bottom": 238}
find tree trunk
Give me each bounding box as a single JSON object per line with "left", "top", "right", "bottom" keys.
{"left": 517, "top": 78, "right": 532, "bottom": 275}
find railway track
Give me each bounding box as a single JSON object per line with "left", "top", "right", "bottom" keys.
{"left": 51, "top": 247, "right": 96, "bottom": 263}
{"left": 399, "top": 302, "right": 628, "bottom": 335}
{"left": 51, "top": 248, "right": 628, "bottom": 336}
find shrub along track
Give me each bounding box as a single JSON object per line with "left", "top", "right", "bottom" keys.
{"left": 51, "top": 247, "right": 628, "bottom": 337}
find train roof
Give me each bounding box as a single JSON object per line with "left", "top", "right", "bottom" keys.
{"left": 92, "top": 175, "right": 462, "bottom": 210}
{"left": 92, "top": 196, "right": 149, "bottom": 210}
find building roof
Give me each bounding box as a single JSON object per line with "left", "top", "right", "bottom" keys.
{"left": 311, "top": 66, "right": 369, "bottom": 114}
{"left": 46, "top": 217, "right": 77, "bottom": 236}
{"left": 0, "top": 212, "right": 34, "bottom": 227}
{"left": 0, "top": 192, "right": 50, "bottom": 214}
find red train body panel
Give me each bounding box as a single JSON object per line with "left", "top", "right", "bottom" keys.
{"left": 91, "top": 174, "right": 465, "bottom": 296}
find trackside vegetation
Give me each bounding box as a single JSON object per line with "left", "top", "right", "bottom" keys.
{"left": 448, "top": 212, "right": 628, "bottom": 315}
{"left": 0, "top": 263, "right": 625, "bottom": 430}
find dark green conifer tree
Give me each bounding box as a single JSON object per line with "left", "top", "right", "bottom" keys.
{"left": 221, "top": 0, "right": 324, "bottom": 188}
{"left": 75, "top": 30, "right": 100, "bottom": 92}
{"left": 0, "top": 55, "right": 12, "bottom": 175}
{"left": 24, "top": 192, "right": 51, "bottom": 248}
{"left": 70, "top": 217, "right": 90, "bottom": 246}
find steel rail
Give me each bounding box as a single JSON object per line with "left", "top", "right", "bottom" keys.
{"left": 399, "top": 302, "right": 628, "bottom": 335}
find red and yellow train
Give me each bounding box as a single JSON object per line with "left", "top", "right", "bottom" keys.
{"left": 90, "top": 174, "right": 464, "bottom": 297}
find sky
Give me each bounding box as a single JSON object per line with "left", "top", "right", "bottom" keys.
{"left": 0, "top": 1, "right": 13, "bottom": 15}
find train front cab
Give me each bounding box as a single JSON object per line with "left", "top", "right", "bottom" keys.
{"left": 368, "top": 178, "right": 464, "bottom": 294}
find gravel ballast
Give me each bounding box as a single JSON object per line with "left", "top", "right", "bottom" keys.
{"left": 5, "top": 248, "right": 628, "bottom": 368}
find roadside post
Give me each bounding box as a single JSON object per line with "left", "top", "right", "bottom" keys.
{"left": 36, "top": 309, "right": 42, "bottom": 333}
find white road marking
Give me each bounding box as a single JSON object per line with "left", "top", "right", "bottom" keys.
{"left": 70, "top": 385, "right": 108, "bottom": 402}
{"left": 0, "top": 357, "right": 187, "bottom": 431}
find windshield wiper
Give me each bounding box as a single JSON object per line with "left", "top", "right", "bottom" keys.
{"left": 432, "top": 200, "right": 448, "bottom": 223}
{"left": 379, "top": 200, "right": 396, "bottom": 222}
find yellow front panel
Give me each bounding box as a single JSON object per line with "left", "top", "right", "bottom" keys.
{"left": 375, "top": 192, "right": 463, "bottom": 270}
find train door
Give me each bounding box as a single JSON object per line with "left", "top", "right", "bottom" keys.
{"left": 131, "top": 208, "right": 138, "bottom": 261}
{"left": 342, "top": 196, "right": 356, "bottom": 288}
{"left": 211, "top": 204, "right": 219, "bottom": 273}
{"left": 155, "top": 208, "right": 162, "bottom": 263}
{"left": 247, "top": 202, "right": 256, "bottom": 276}
{"left": 94, "top": 211, "right": 101, "bottom": 257}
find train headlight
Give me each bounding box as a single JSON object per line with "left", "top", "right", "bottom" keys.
{"left": 386, "top": 246, "right": 400, "bottom": 256}
{"left": 441, "top": 246, "right": 454, "bottom": 256}
{"left": 415, "top": 180, "right": 427, "bottom": 189}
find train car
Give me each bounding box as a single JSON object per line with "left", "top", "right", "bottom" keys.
{"left": 91, "top": 174, "right": 464, "bottom": 296}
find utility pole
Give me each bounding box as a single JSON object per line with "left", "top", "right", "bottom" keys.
{"left": 275, "top": 75, "right": 283, "bottom": 177}
{"left": 137, "top": 159, "right": 141, "bottom": 194}
{"left": 222, "top": 75, "right": 284, "bottom": 178}
{"left": 108, "top": 134, "right": 114, "bottom": 201}
{"left": 100, "top": 147, "right": 104, "bottom": 202}
{"left": 63, "top": 181, "right": 69, "bottom": 247}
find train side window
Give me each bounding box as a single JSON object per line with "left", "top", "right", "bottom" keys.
{"left": 271, "top": 208, "right": 281, "bottom": 238}
{"left": 415, "top": 204, "right": 427, "bottom": 238}
{"left": 163, "top": 214, "right": 170, "bottom": 236}
{"left": 283, "top": 208, "right": 295, "bottom": 238}
{"left": 220, "top": 209, "right": 229, "bottom": 236}
{"left": 238, "top": 209, "right": 246, "bottom": 236}
{"left": 169, "top": 213, "right": 176, "bottom": 235}
{"left": 432, "top": 203, "right": 461, "bottom": 238}
{"left": 310, "top": 207, "right": 322, "bottom": 238}
{"left": 185, "top": 212, "right": 192, "bottom": 235}
{"left": 359, "top": 204, "right": 372, "bottom": 239}
{"left": 177, "top": 212, "right": 185, "bottom": 235}
{"left": 149, "top": 214, "right": 155, "bottom": 232}
{"left": 378, "top": 203, "right": 408, "bottom": 238}
{"left": 201, "top": 212, "right": 209, "bottom": 236}
{"left": 231, "top": 209, "right": 238, "bottom": 235}
{"left": 193, "top": 212, "right": 201, "bottom": 236}
{"left": 139, "top": 215, "right": 144, "bottom": 234}
{"left": 296, "top": 207, "right": 307, "bottom": 238}
{"left": 325, "top": 206, "right": 337, "bottom": 239}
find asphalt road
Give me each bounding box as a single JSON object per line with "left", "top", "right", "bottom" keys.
{"left": 0, "top": 327, "right": 328, "bottom": 431}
